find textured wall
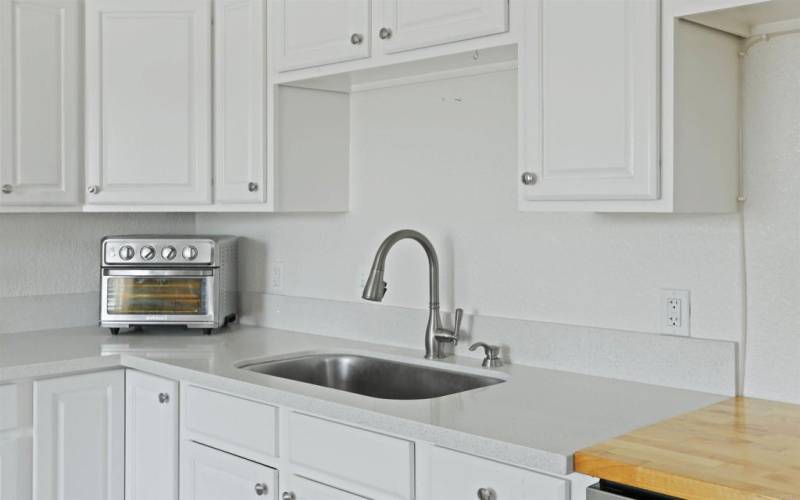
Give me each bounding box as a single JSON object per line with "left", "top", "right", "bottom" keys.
{"left": 0, "top": 213, "right": 194, "bottom": 332}
{"left": 198, "top": 71, "right": 744, "bottom": 344}
{"left": 742, "top": 35, "right": 800, "bottom": 403}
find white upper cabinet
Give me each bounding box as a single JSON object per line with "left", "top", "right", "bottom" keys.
{"left": 378, "top": 0, "right": 509, "bottom": 54}
{"left": 520, "top": 0, "right": 660, "bottom": 204}
{"left": 214, "top": 0, "right": 267, "bottom": 204}
{"left": 0, "top": 0, "right": 82, "bottom": 206}
{"left": 34, "top": 370, "right": 125, "bottom": 500}
{"left": 85, "top": 0, "right": 212, "bottom": 205}
{"left": 126, "top": 371, "right": 179, "bottom": 500}
{"left": 274, "top": 0, "right": 372, "bottom": 72}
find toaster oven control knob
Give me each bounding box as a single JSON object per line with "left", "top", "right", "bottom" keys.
{"left": 118, "top": 245, "right": 135, "bottom": 261}
{"left": 140, "top": 245, "right": 156, "bottom": 261}
{"left": 182, "top": 245, "right": 198, "bottom": 261}
{"left": 161, "top": 246, "right": 177, "bottom": 261}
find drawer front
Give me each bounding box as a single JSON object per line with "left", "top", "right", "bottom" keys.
{"left": 184, "top": 386, "right": 278, "bottom": 460}
{"left": 287, "top": 412, "right": 414, "bottom": 500}
{"left": 288, "top": 475, "right": 368, "bottom": 500}
{"left": 426, "top": 447, "right": 567, "bottom": 500}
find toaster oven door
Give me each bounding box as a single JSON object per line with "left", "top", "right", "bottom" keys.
{"left": 101, "top": 269, "right": 217, "bottom": 326}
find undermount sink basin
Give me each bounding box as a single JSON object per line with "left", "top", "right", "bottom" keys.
{"left": 237, "top": 352, "right": 506, "bottom": 400}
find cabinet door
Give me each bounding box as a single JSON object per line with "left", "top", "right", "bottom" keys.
{"left": 520, "top": 0, "right": 659, "bottom": 202}
{"left": 273, "top": 0, "right": 371, "bottom": 72}
{"left": 181, "top": 441, "right": 277, "bottom": 500}
{"left": 424, "top": 447, "right": 567, "bottom": 500}
{"left": 34, "top": 370, "right": 125, "bottom": 500}
{"left": 85, "top": 0, "right": 212, "bottom": 205}
{"left": 284, "top": 475, "right": 367, "bottom": 500}
{"left": 126, "top": 371, "right": 179, "bottom": 500}
{"left": 214, "top": 0, "right": 266, "bottom": 203}
{"left": 0, "top": 0, "right": 81, "bottom": 206}
{"left": 379, "top": 0, "right": 508, "bottom": 54}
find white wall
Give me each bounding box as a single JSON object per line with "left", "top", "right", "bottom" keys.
{"left": 199, "top": 70, "right": 744, "bottom": 345}
{"left": 741, "top": 35, "right": 800, "bottom": 403}
{"left": 0, "top": 213, "right": 193, "bottom": 332}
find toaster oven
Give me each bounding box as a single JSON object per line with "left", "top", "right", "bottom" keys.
{"left": 100, "top": 235, "right": 237, "bottom": 335}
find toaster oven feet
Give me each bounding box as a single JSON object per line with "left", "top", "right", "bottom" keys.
{"left": 109, "top": 328, "right": 120, "bottom": 335}
{"left": 203, "top": 328, "right": 212, "bottom": 335}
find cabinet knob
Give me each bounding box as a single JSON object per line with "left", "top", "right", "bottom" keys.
{"left": 158, "top": 392, "right": 170, "bottom": 404}
{"left": 477, "top": 487, "right": 497, "bottom": 500}
{"left": 379, "top": 27, "right": 393, "bottom": 40}
{"left": 1, "top": 184, "right": 12, "bottom": 194}
{"left": 350, "top": 33, "right": 363, "bottom": 45}
{"left": 248, "top": 182, "right": 259, "bottom": 192}
{"left": 88, "top": 185, "right": 100, "bottom": 194}
{"left": 281, "top": 492, "right": 296, "bottom": 500}
{"left": 520, "top": 172, "right": 537, "bottom": 186}
{"left": 254, "top": 483, "right": 268, "bottom": 496}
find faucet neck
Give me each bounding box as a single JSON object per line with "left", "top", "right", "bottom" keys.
{"left": 368, "top": 229, "right": 440, "bottom": 309}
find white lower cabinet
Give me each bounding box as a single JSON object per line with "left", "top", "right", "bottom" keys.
{"left": 422, "top": 446, "right": 567, "bottom": 500}
{"left": 126, "top": 370, "right": 180, "bottom": 500}
{"left": 284, "top": 475, "right": 368, "bottom": 500}
{"left": 33, "top": 370, "right": 125, "bottom": 500}
{"left": 181, "top": 441, "right": 277, "bottom": 500}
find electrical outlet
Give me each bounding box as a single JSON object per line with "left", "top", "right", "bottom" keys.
{"left": 357, "top": 270, "right": 369, "bottom": 290}
{"left": 660, "top": 289, "right": 690, "bottom": 336}
{"left": 269, "top": 262, "right": 284, "bottom": 291}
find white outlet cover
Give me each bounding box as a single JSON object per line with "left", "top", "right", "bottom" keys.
{"left": 660, "top": 289, "right": 690, "bottom": 336}
{"left": 269, "top": 262, "right": 284, "bottom": 291}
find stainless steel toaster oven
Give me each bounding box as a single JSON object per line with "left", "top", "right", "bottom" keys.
{"left": 100, "top": 235, "right": 237, "bottom": 335}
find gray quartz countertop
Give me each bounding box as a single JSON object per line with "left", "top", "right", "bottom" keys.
{"left": 0, "top": 324, "right": 727, "bottom": 475}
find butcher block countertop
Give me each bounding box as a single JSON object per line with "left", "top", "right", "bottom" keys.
{"left": 575, "top": 397, "right": 800, "bottom": 500}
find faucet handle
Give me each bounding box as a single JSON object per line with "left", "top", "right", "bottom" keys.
{"left": 452, "top": 308, "right": 463, "bottom": 345}
{"left": 469, "top": 342, "right": 503, "bottom": 368}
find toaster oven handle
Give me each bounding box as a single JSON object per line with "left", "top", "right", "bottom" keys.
{"left": 103, "top": 269, "right": 214, "bottom": 277}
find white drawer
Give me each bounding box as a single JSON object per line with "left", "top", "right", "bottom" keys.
{"left": 288, "top": 476, "right": 368, "bottom": 500}
{"left": 287, "top": 412, "right": 414, "bottom": 500}
{"left": 425, "top": 447, "right": 567, "bottom": 500}
{"left": 183, "top": 386, "right": 277, "bottom": 461}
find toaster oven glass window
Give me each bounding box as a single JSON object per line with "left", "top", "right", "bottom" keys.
{"left": 106, "top": 277, "right": 208, "bottom": 315}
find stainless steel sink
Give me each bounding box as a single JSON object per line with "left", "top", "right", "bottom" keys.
{"left": 238, "top": 353, "right": 506, "bottom": 400}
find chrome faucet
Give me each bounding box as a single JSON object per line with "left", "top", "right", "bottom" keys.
{"left": 362, "top": 229, "right": 463, "bottom": 359}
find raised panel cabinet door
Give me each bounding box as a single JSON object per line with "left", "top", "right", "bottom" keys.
{"left": 520, "top": 0, "right": 660, "bottom": 201}
{"left": 85, "top": 0, "right": 212, "bottom": 205}
{"left": 33, "top": 370, "right": 125, "bottom": 500}
{"left": 273, "top": 0, "right": 371, "bottom": 72}
{"left": 181, "top": 441, "right": 277, "bottom": 500}
{"left": 284, "top": 475, "right": 367, "bottom": 499}
{"left": 0, "top": 0, "right": 81, "bottom": 206}
{"left": 0, "top": 437, "right": 33, "bottom": 500}
{"left": 126, "top": 370, "right": 179, "bottom": 500}
{"left": 214, "top": 0, "right": 267, "bottom": 204}
{"left": 379, "top": 0, "right": 508, "bottom": 54}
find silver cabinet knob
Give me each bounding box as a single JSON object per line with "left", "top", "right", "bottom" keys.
{"left": 248, "top": 182, "right": 259, "bottom": 192}
{"left": 182, "top": 245, "right": 198, "bottom": 261}
{"left": 520, "top": 172, "right": 537, "bottom": 186}
{"left": 254, "top": 483, "right": 268, "bottom": 496}
{"left": 379, "top": 27, "right": 393, "bottom": 39}
{"left": 88, "top": 185, "right": 100, "bottom": 194}
{"left": 161, "top": 246, "right": 177, "bottom": 260}
{"left": 1, "top": 184, "right": 12, "bottom": 194}
{"left": 281, "top": 493, "right": 295, "bottom": 500}
{"left": 477, "top": 487, "right": 497, "bottom": 500}
{"left": 158, "top": 392, "right": 170, "bottom": 404}
{"left": 119, "top": 245, "right": 135, "bottom": 261}
{"left": 140, "top": 246, "right": 156, "bottom": 261}
{"left": 350, "top": 33, "right": 363, "bottom": 45}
